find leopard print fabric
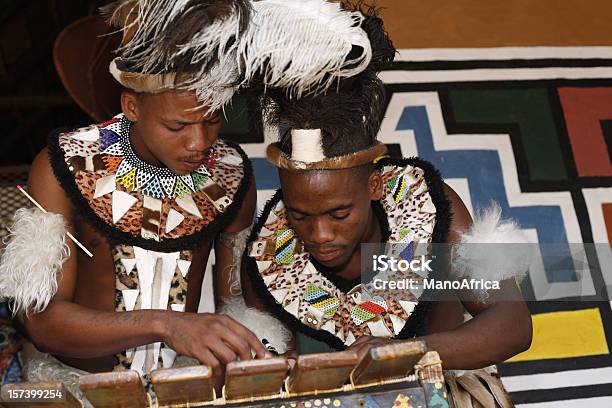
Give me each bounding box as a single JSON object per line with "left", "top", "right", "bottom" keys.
{"left": 112, "top": 244, "right": 191, "bottom": 372}
{"left": 249, "top": 163, "right": 438, "bottom": 347}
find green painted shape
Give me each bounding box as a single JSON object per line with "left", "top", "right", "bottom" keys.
{"left": 449, "top": 89, "right": 567, "bottom": 181}
{"left": 304, "top": 284, "right": 321, "bottom": 299}
{"left": 424, "top": 383, "right": 450, "bottom": 408}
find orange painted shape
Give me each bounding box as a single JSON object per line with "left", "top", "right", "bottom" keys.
{"left": 558, "top": 88, "right": 612, "bottom": 177}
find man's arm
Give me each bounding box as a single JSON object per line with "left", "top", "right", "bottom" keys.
{"left": 213, "top": 173, "right": 257, "bottom": 301}
{"left": 350, "top": 184, "right": 532, "bottom": 369}
{"left": 21, "top": 149, "right": 266, "bottom": 367}
{"left": 419, "top": 185, "right": 532, "bottom": 369}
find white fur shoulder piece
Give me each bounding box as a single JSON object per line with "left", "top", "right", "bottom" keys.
{"left": 0, "top": 208, "right": 69, "bottom": 316}
{"left": 218, "top": 297, "right": 291, "bottom": 355}
{"left": 452, "top": 203, "right": 531, "bottom": 283}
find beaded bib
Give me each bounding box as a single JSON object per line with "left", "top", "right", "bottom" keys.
{"left": 246, "top": 158, "right": 449, "bottom": 349}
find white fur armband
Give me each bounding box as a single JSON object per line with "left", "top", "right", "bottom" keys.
{"left": 0, "top": 208, "right": 70, "bottom": 316}
{"left": 452, "top": 203, "right": 531, "bottom": 283}
{"left": 218, "top": 297, "right": 291, "bottom": 354}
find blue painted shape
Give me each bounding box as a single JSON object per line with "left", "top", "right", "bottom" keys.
{"left": 252, "top": 158, "right": 280, "bottom": 190}
{"left": 396, "top": 106, "right": 575, "bottom": 282}
{"left": 400, "top": 241, "right": 414, "bottom": 262}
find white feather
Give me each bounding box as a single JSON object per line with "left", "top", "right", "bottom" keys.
{"left": 110, "top": 0, "right": 373, "bottom": 110}
{"left": 174, "top": 0, "right": 373, "bottom": 110}
{"left": 452, "top": 202, "right": 531, "bottom": 283}
{"left": 0, "top": 208, "right": 69, "bottom": 317}
{"left": 113, "top": 0, "right": 234, "bottom": 74}
{"left": 218, "top": 297, "right": 291, "bottom": 354}
{"left": 237, "top": 0, "right": 372, "bottom": 97}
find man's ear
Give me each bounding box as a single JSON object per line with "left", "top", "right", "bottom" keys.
{"left": 368, "top": 170, "right": 384, "bottom": 201}
{"left": 121, "top": 91, "right": 141, "bottom": 122}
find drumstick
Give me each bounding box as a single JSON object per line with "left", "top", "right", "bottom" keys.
{"left": 16, "top": 185, "right": 94, "bottom": 258}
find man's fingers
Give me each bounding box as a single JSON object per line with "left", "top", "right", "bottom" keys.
{"left": 219, "top": 332, "right": 253, "bottom": 361}
{"left": 197, "top": 348, "right": 221, "bottom": 372}
{"left": 207, "top": 339, "right": 239, "bottom": 365}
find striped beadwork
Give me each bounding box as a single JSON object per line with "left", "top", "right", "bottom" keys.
{"left": 275, "top": 229, "right": 296, "bottom": 264}
{"left": 388, "top": 175, "right": 408, "bottom": 204}
{"left": 304, "top": 284, "right": 339, "bottom": 317}
{"left": 351, "top": 299, "right": 387, "bottom": 325}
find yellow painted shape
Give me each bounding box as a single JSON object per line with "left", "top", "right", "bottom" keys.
{"left": 507, "top": 308, "right": 609, "bottom": 362}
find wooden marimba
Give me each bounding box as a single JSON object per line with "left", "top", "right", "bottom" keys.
{"left": 1, "top": 341, "right": 450, "bottom": 407}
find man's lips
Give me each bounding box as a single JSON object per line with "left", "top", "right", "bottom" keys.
{"left": 180, "top": 159, "right": 203, "bottom": 171}
{"left": 310, "top": 248, "right": 342, "bottom": 262}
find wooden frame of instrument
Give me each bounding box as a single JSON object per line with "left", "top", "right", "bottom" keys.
{"left": 284, "top": 350, "right": 359, "bottom": 397}
{"left": 350, "top": 340, "right": 427, "bottom": 388}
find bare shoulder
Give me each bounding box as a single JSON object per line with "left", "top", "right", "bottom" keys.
{"left": 223, "top": 172, "right": 256, "bottom": 233}
{"left": 28, "top": 148, "right": 74, "bottom": 220}
{"left": 442, "top": 183, "right": 472, "bottom": 243}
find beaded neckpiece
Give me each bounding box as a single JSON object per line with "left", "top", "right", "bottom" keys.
{"left": 100, "top": 115, "right": 215, "bottom": 199}
{"left": 247, "top": 159, "right": 443, "bottom": 348}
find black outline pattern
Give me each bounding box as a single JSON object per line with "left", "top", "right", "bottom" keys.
{"left": 379, "top": 76, "right": 612, "bottom": 401}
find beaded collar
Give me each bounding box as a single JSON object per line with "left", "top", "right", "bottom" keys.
{"left": 246, "top": 158, "right": 447, "bottom": 349}
{"left": 49, "top": 114, "right": 252, "bottom": 252}
{"left": 100, "top": 115, "right": 215, "bottom": 199}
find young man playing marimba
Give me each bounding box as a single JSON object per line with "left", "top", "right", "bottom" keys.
{"left": 244, "top": 8, "right": 532, "bottom": 404}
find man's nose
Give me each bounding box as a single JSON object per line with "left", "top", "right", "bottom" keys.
{"left": 185, "top": 124, "right": 214, "bottom": 152}
{"left": 308, "top": 217, "right": 334, "bottom": 245}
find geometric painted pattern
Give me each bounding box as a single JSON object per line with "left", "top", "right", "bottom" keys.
{"left": 243, "top": 49, "right": 612, "bottom": 406}
{"left": 388, "top": 175, "right": 408, "bottom": 204}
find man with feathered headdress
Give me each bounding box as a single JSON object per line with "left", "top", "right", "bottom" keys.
{"left": 244, "top": 5, "right": 531, "bottom": 405}
{"left": 0, "top": 0, "right": 377, "bottom": 397}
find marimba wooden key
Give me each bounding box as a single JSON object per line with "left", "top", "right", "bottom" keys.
{"left": 286, "top": 350, "right": 359, "bottom": 395}
{"left": 351, "top": 340, "right": 427, "bottom": 386}
{"left": 150, "top": 365, "right": 215, "bottom": 407}
{"left": 224, "top": 357, "right": 288, "bottom": 402}
{"left": 78, "top": 370, "right": 149, "bottom": 408}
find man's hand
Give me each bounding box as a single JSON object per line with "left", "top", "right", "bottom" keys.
{"left": 162, "top": 312, "right": 269, "bottom": 372}
{"left": 347, "top": 336, "right": 394, "bottom": 360}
